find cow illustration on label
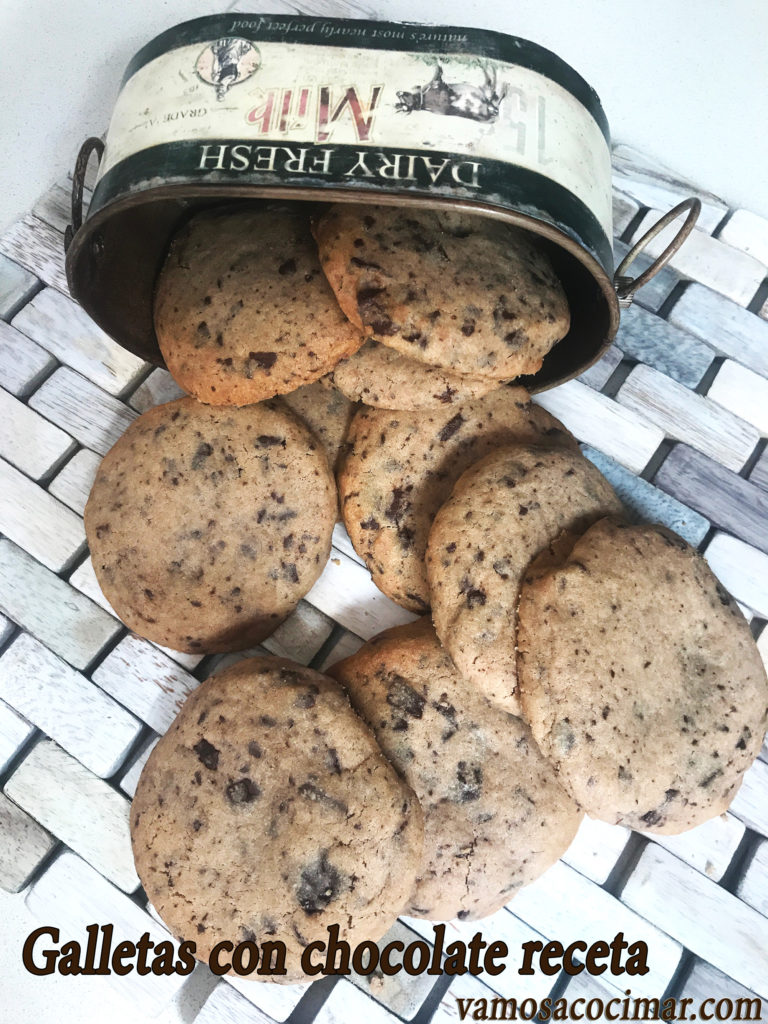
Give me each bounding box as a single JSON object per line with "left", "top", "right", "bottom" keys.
{"left": 395, "top": 65, "right": 508, "bottom": 122}
{"left": 196, "top": 38, "right": 261, "bottom": 100}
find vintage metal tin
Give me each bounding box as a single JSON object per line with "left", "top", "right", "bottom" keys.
{"left": 65, "top": 14, "right": 693, "bottom": 389}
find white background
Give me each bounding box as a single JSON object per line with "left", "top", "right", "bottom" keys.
{"left": 0, "top": 0, "right": 767, "bottom": 232}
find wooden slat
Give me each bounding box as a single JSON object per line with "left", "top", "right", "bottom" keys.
{"left": 12, "top": 287, "right": 146, "bottom": 396}
{"left": 6, "top": 739, "right": 139, "bottom": 892}
{"left": 578, "top": 344, "right": 623, "bottom": 391}
{"left": 331, "top": 522, "right": 365, "bottom": 567}
{"left": 736, "top": 839, "right": 768, "bottom": 917}
{"left": 582, "top": 445, "right": 710, "bottom": 547}
{"left": 613, "top": 239, "right": 681, "bottom": 314}
{"left": 313, "top": 981, "right": 394, "bottom": 1024}
{"left": 621, "top": 844, "right": 768, "bottom": 998}
{"left": 0, "top": 319, "right": 56, "bottom": 398}
{"left": 48, "top": 448, "right": 102, "bottom": 516}
{"left": 655, "top": 444, "right": 768, "bottom": 553}
{"left": 669, "top": 283, "right": 768, "bottom": 378}
{"left": 261, "top": 600, "right": 334, "bottom": 665}
{"left": 0, "top": 632, "right": 142, "bottom": 778}
{"left": 92, "top": 634, "right": 200, "bottom": 734}
{"left": 431, "top": 973, "right": 502, "bottom": 1024}
{"left": 0, "top": 457, "right": 85, "bottom": 573}
{"left": 611, "top": 192, "right": 639, "bottom": 236}
{"left": 0, "top": 791, "right": 55, "bottom": 893}
{"left": 118, "top": 734, "right": 158, "bottom": 798}
{"left": 508, "top": 860, "right": 682, "bottom": 998}
{"left": 0, "top": 539, "right": 120, "bottom": 670}
{"left": 630, "top": 210, "right": 765, "bottom": 306}
{"left": 680, "top": 959, "right": 762, "bottom": 1010}
{"left": 0, "top": 385, "right": 74, "bottom": 480}
{"left": 750, "top": 447, "right": 768, "bottom": 492}
{"left": 708, "top": 359, "right": 768, "bottom": 436}
{"left": 561, "top": 816, "right": 631, "bottom": 886}
{"left": 318, "top": 629, "right": 365, "bottom": 672}
{"left": 617, "top": 364, "right": 759, "bottom": 471}
{"left": 0, "top": 252, "right": 39, "bottom": 321}
{"left": 32, "top": 182, "right": 91, "bottom": 235}
{"left": 128, "top": 367, "right": 185, "bottom": 412}
{"left": 0, "top": 215, "right": 69, "bottom": 295}
{"left": 305, "top": 547, "right": 417, "bottom": 640}
{"left": 227, "top": 973, "right": 309, "bottom": 1022}
{"left": 534, "top": 379, "right": 665, "bottom": 474}
{"left": 704, "top": 533, "right": 768, "bottom": 619}
{"left": 0, "top": 697, "right": 34, "bottom": 774}
{"left": 347, "top": 921, "right": 437, "bottom": 1018}
{"left": 614, "top": 303, "right": 714, "bottom": 388}
{"left": 730, "top": 759, "right": 768, "bottom": 838}
{"left": 197, "top": 983, "right": 276, "bottom": 1024}
{"left": 647, "top": 813, "right": 745, "bottom": 882}
{"left": 29, "top": 366, "right": 137, "bottom": 456}
{"left": 718, "top": 209, "right": 768, "bottom": 266}
{"left": 25, "top": 851, "right": 190, "bottom": 1017}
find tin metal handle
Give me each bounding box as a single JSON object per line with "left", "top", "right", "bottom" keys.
{"left": 64, "top": 137, "right": 104, "bottom": 252}
{"left": 613, "top": 197, "right": 701, "bottom": 308}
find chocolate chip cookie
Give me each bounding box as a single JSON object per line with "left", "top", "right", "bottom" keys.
{"left": 280, "top": 377, "right": 356, "bottom": 474}
{"left": 327, "top": 338, "right": 502, "bottom": 410}
{"left": 154, "top": 205, "right": 363, "bottom": 405}
{"left": 329, "top": 619, "right": 582, "bottom": 920}
{"left": 339, "top": 389, "right": 577, "bottom": 612}
{"left": 314, "top": 204, "right": 569, "bottom": 380}
{"left": 426, "top": 445, "right": 622, "bottom": 712}
{"left": 85, "top": 397, "right": 336, "bottom": 653}
{"left": 517, "top": 518, "right": 768, "bottom": 834}
{"left": 131, "top": 656, "right": 424, "bottom": 980}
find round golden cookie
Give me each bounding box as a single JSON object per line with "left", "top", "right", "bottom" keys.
{"left": 327, "top": 338, "right": 502, "bottom": 410}
{"left": 131, "top": 657, "right": 424, "bottom": 981}
{"left": 426, "top": 445, "right": 622, "bottom": 713}
{"left": 154, "top": 205, "right": 363, "bottom": 405}
{"left": 314, "top": 204, "right": 569, "bottom": 380}
{"left": 339, "top": 388, "right": 577, "bottom": 612}
{"left": 517, "top": 519, "right": 768, "bottom": 834}
{"left": 85, "top": 397, "right": 336, "bottom": 653}
{"left": 329, "top": 619, "right": 582, "bottom": 921}
{"left": 279, "top": 377, "right": 356, "bottom": 474}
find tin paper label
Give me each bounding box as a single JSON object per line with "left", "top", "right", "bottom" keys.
{"left": 93, "top": 16, "right": 613, "bottom": 266}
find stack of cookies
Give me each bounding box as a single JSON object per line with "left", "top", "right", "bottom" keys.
{"left": 81, "top": 199, "right": 768, "bottom": 983}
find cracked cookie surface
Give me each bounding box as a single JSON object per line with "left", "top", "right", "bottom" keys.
{"left": 339, "top": 388, "right": 577, "bottom": 612}
{"left": 329, "top": 619, "right": 582, "bottom": 920}
{"left": 517, "top": 518, "right": 768, "bottom": 834}
{"left": 131, "top": 656, "right": 424, "bottom": 981}
{"left": 426, "top": 445, "right": 622, "bottom": 712}
{"left": 154, "top": 205, "right": 363, "bottom": 405}
{"left": 85, "top": 397, "right": 336, "bottom": 653}
{"left": 314, "top": 204, "right": 569, "bottom": 380}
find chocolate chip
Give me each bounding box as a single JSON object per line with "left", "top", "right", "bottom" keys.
{"left": 641, "top": 808, "right": 662, "bottom": 826}
{"left": 191, "top": 442, "right": 213, "bottom": 470}
{"left": 255, "top": 434, "right": 286, "bottom": 448}
{"left": 248, "top": 741, "right": 262, "bottom": 758}
{"left": 298, "top": 781, "right": 348, "bottom": 815}
{"left": 386, "top": 674, "right": 425, "bottom": 720}
{"left": 459, "top": 576, "right": 486, "bottom": 608}
{"left": 461, "top": 321, "right": 475, "bottom": 336}
{"left": 248, "top": 351, "right": 277, "bottom": 369}
{"left": 193, "top": 738, "right": 220, "bottom": 770}
{"left": 278, "top": 258, "right": 297, "bottom": 275}
{"left": 296, "top": 852, "right": 342, "bottom": 914}
{"left": 281, "top": 562, "right": 299, "bottom": 583}
{"left": 325, "top": 748, "right": 341, "bottom": 775}
{"left": 456, "top": 761, "right": 483, "bottom": 802}
{"left": 260, "top": 715, "right": 277, "bottom": 727}
{"left": 294, "top": 691, "right": 316, "bottom": 709}
{"left": 360, "top": 517, "right": 380, "bottom": 530}
{"left": 226, "top": 777, "right": 260, "bottom": 804}
{"left": 350, "top": 256, "right": 383, "bottom": 270}
{"left": 437, "top": 413, "right": 465, "bottom": 442}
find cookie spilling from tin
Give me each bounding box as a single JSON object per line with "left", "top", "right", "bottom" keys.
{"left": 328, "top": 618, "right": 582, "bottom": 921}
{"left": 314, "top": 204, "right": 570, "bottom": 382}
{"left": 84, "top": 397, "right": 336, "bottom": 653}
{"left": 154, "top": 204, "right": 364, "bottom": 406}
{"left": 516, "top": 518, "right": 768, "bottom": 834}
{"left": 130, "top": 656, "right": 424, "bottom": 983}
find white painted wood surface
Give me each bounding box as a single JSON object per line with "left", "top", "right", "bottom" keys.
{"left": 347, "top": 921, "right": 437, "bottom": 1018}
{"left": 0, "top": 214, "right": 69, "bottom": 295}
{"left": 128, "top": 367, "right": 185, "bottom": 412}
{"left": 736, "top": 839, "right": 768, "bottom": 917}
{"left": 704, "top": 533, "right": 768, "bottom": 620}
{"left": 0, "top": 697, "right": 34, "bottom": 774}
{"left": 621, "top": 844, "right": 768, "bottom": 998}
{"left": 669, "top": 282, "right": 768, "bottom": 378}
{"left": 0, "top": 253, "right": 39, "bottom": 321}
{"left": 25, "top": 851, "right": 191, "bottom": 1017}
{"left": 534, "top": 379, "right": 665, "bottom": 474}
{"left": 432, "top": 973, "right": 501, "bottom": 1024}
{"left": 730, "top": 759, "right": 768, "bottom": 838}
{"left": 197, "top": 983, "right": 276, "bottom": 1024}
{"left": 313, "top": 981, "right": 398, "bottom": 1024}
{"left": 118, "top": 734, "right": 158, "bottom": 798}
{"left": 708, "top": 360, "right": 768, "bottom": 436}
{"left": 306, "top": 547, "right": 417, "bottom": 640}
{"left": 631, "top": 210, "right": 766, "bottom": 305}
{"left": 578, "top": 344, "right": 623, "bottom": 391}
{"left": 29, "top": 366, "right": 137, "bottom": 456}
{"left": 618, "top": 364, "right": 759, "bottom": 471}
{"left": 0, "top": 632, "right": 142, "bottom": 778}
{"left": 646, "top": 813, "right": 745, "bottom": 882}
{"left": 718, "top": 209, "right": 768, "bottom": 266}
{"left": 0, "top": 791, "right": 55, "bottom": 894}
{"left": 260, "top": 600, "right": 334, "bottom": 666}
{"left": 319, "top": 629, "right": 365, "bottom": 672}
{"left": 0, "top": 539, "right": 119, "bottom": 670}
{"left": 48, "top": 447, "right": 102, "bottom": 516}
{"left": 227, "top": 972, "right": 310, "bottom": 1022}
{"left": 0, "top": 457, "right": 85, "bottom": 573}
{"left": 561, "top": 816, "right": 631, "bottom": 885}
{"left": 92, "top": 634, "right": 200, "bottom": 734}
{"left": 6, "top": 739, "right": 139, "bottom": 892}
{"left": 508, "top": 861, "right": 682, "bottom": 998}
{"left": 680, "top": 959, "right": 762, "bottom": 1007}
{"left": 13, "top": 288, "right": 147, "bottom": 396}
{"left": 0, "top": 385, "right": 74, "bottom": 481}
{"left": 0, "top": 320, "right": 55, "bottom": 397}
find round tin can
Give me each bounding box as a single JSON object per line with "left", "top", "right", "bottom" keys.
{"left": 65, "top": 14, "right": 698, "bottom": 389}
